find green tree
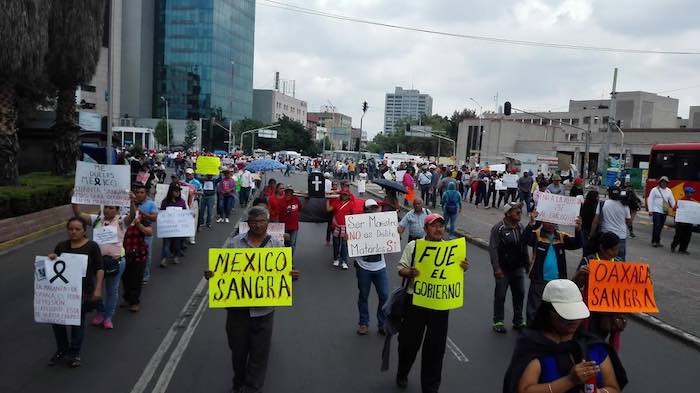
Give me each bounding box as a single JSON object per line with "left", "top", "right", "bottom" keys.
{"left": 233, "top": 118, "right": 266, "bottom": 154}
{"left": 154, "top": 119, "right": 173, "bottom": 148}
{"left": 447, "top": 109, "right": 477, "bottom": 141}
{"left": 0, "top": 0, "right": 51, "bottom": 185}
{"left": 46, "top": 0, "right": 105, "bottom": 175}
{"left": 183, "top": 120, "right": 198, "bottom": 151}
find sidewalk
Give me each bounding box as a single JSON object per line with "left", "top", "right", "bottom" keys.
{"left": 359, "top": 180, "right": 700, "bottom": 343}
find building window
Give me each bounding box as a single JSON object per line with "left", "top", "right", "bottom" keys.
{"left": 583, "top": 116, "right": 590, "bottom": 124}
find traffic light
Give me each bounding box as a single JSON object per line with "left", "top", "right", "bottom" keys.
{"left": 362, "top": 101, "right": 368, "bottom": 113}
{"left": 504, "top": 101, "right": 512, "bottom": 116}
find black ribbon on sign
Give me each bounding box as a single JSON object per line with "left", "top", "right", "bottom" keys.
{"left": 49, "top": 260, "right": 69, "bottom": 284}
{"left": 94, "top": 177, "right": 101, "bottom": 186}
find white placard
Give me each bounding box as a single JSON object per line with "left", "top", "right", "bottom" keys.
{"left": 34, "top": 254, "right": 87, "bottom": 326}
{"left": 490, "top": 164, "right": 506, "bottom": 173}
{"left": 357, "top": 180, "right": 366, "bottom": 194}
{"left": 71, "top": 161, "right": 131, "bottom": 206}
{"left": 395, "top": 170, "right": 407, "bottom": 183}
{"left": 535, "top": 193, "right": 580, "bottom": 226}
{"left": 346, "top": 211, "right": 401, "bottom": 258}
{"left": 93, "top": 225, "right": 118, "bottom": 245}
{"left": 503, "top": 174, "right": 519, "bottom": 188}
{"left": 238, "top": 222, "right": 286, "bottom": 243}
{"left": 203, "top": 181, "right": 214, "bottom": 191}
{"left": 156, "top": 208, "right": 196, "bottom": 238}
{"left": 495, "top": 179, "right": 507, "bottom": 191}
{"left": 676, "top": 200, "right": 700, "bottom": 225}
{"left": 154, "top": 183, "right": 190, "bottom": 209}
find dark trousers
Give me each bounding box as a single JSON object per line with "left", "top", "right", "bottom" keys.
{"left": 420, "top": 185, "right": 431, "bottom": 204}
{"left": 122, "top": 254, "right": 145, "bottom": 305}
{"left": 226, "top": 309, "right": 274, "bottom": 393}
{"left": 429, "top": 187, "right": 437, "bottom": 208}
{"left": 398, "top": 301, "right": 449, "bottom": 393}
{"left": 526, "top": 280, "right": 547, "bottom": 326}
{"left": 51, "top": 305, "right": 87, "bottom": 357}
{"left": 239, "top": 187, "right": 251, "bottom": 207}
{"left": 494, "top": 267, "right": 526, "bottom": 325}
{"left": 518, "top": 191, "right": 532, "bottom": 212}
{"left": 487, "top": 187, "right": 497, "bottom": 207}
{"left": 475, "top": 185, "right": 487, "bottom": 206}
{"left": 506, "top": 188, "right": 517, "bottom": 204}
{"left": 497, "top": 190, "right": 507, "bottom": 208}
{"left": 672, "top": 223, "right": 693, "bottom": 252}
{"left": 652, "top": 212, "right": 667, "bottom": 244}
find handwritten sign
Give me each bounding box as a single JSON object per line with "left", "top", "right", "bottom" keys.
{"left": 196, "top": 156, "right": 221, "bottom": 175}
{"left": 208, "top": 247, "right": 293, "bottom": 308}
{"left": 34, "top": 254, "right": 87, "bottom": 326}
{"left": 72, "top": 161, "right": 130, "bottom": 206}
{"left": 357, "top": 179, "right": 366, "bottom": 194}
{"left": 503, "top": 174, "right": 518, "bottom": 188}
{"left": 157, "top": 208, "right": 196, "bottom": 238}
{"left": 535, "top": 192, "right": 580, "bottom": 225}
{"left": 93, "top": 225, "right": 118, "bottom": 245}
{"left": 154, "top": 183, "right": 190, "bottom": 209}
{"left": 587, "top": 260, "right": 658, "bottom": 313}
{"left": 675, "top": 200, "right": 700, "bottom": 225}
{"left": 346, "top": 211, "right": 401, "bottom": 258}
{"left": 490, "top": 164, "right": 506, "bottom": 173}
{"left": 238, "top": 222, "right": 285, "bottom": 243}
{"left": 411, "top": 238, "right": 466, "bottom": 310}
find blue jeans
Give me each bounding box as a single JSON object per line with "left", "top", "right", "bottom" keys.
{"left": 617, "top": 238, "right": 627, "bottom": 261}
{"left": 332, "top": 235, "right": 348, "bottom": 262}
{"left": 199, "top": 194, "right": 215, "bottom": 226}
{"left": 223, "top": 194, "right": 236, "bottom": 218}
{"left": 162, "top": 238, "right": 184, "bottom": 259}
{"left": 652, "top": 212, "right": 667, "bottom": 244}
{"left": 98, "top": 258, "right": 125, "bottom": 319}
{"left": 355, "top": 265, "right": 389, "bottom": 328}
{"left": 518, "top": 191, "right": 532, "bottom": 212}
{"left": 143, "top": 236, "right": 154, "bottom": 281}
{"left": 285, "top": 230, "right": 298, "bottom": 254}
{"left": 443, "top": 211, "right": 458, "bottom": 236}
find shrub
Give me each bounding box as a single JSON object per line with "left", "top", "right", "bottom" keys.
{"left": 0, "top": 172, "right": 74, "bottom": 219}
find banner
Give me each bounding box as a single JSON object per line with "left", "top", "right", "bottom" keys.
{"left": 346, "top": 211, "right": 401, "bottom": 258}
{"left": 675, "top": 200, "right": 700, "bottom": 225}
{"left": 71, "top": 161, "right": 131, "bottom": 206}
{"left": 34, "top": 254, "right": 87, "bottom": 326}
{"left": 307, "top": 172, "right": 325, "bottom": 198}
{"left": 586, "top": 260, "right": 658, "bottom": 313}
{"left": 208, "top": 247, "right": 293, "bottom": 308}
{"left": 535, "top": 192, "right": 580, "bottom": 226}
{"left": 411, "top": 238, "right": 466, "bottom": 310}
{"left": 238, "top": 222, "right": 285, "bottom": 243}
{"left": 503, "top": 174, "right": 518, "bottom": 188}
{"left": 156, "top": 208, "right": 196, "bottom": 238}
{"left": 490, "top": 164, "right": 506, "bottom": 173}
{"left": 196, "top": 156, "right": 222, "bottom": 175}
{"left": 155, "top": 183, "right": 190, "bottom": 209}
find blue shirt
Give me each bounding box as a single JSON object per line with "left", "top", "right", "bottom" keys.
{"left": 136, "top": 199, "right": 158, "bottom": 240}
{"left": 539, "top": 343, "right": 607, "bottom": 386}
{"left": 399, "top": 208, "right": 431, "bottom": 238}
{"left": 542, "top": 235, "right": 559, "bottom": 281}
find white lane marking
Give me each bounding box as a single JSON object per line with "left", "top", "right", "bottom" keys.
{"left": 151, "top": 284, "right": 209, "bottom": 393}
{"left": 686, "top": 271, "right": 700, "bottom": 278}
{"left": 129, "top": 278, "right": 208, "bottom": 393}
{"left": 446, "top": 336, "right": 469, "bottom": 363}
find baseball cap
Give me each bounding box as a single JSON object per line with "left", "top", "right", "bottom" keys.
{"left": 364, "top": 199, "right": 378, "bottom": 208}
{"left": 502, "top": 201, "right": 522, "bottom": 214}
{"left": 685, "top": 186, "right": 696, "bottom": 194}
{"left": 424, "top": 213, "right": 445, "bottom": 225}
{"left": 542, "top": 279, "right": 590, "bottom": 320}
{"left": 659, "top": 176, "right": 670, "bottom": 183}
{"left": 185, "top": 168, "right": 194, "bottom": 174}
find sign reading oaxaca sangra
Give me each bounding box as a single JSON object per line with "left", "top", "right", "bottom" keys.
{"left": 208, "top": 248, "right": 293, "bottom": 308}
{"left": 411, "top": 238, "right": 466, "bottom": 311}
{"left": 586, "top": 260, "right": 658, "bottom": 313}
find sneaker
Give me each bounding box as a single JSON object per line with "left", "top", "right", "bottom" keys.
{"left": 91, "top": 313, "right": 105, "bottom": 326}
{"left": 396, "top": 374, "right": 408, "bottom": 389}
{"left": 493, "top": 322, "right": 507, "bottom": 333}
{"left": 225, "top": 218, "right": 230, "bottom": 223}
{"left": 206, "top": 224, "right": 212, "bottom": 229}
{"left": 216, "top": 218, "right": 224, "bottom": 223}
{"left": 68, "top": 356, "right": 81, "bottom": 368}
{"left": 48, "top": 351, "right": 64, "bottom": 366}
{"left": 671, "top": 244, "right": 677, "bottom": 253}
{"left": 512, "top": 322, "right": 526, "bottom": 331}
{"left": 356, "top": 325, "right": 369, "bottom": 335}
{"left": 189, "top": 240, "right": 196, "bottom": 245}
{"left": 103, "top": 319, "right": 114, "bottom": 329}
{"left": 332, "top": 260, "right": 340, "bottom": 267}
{"left": 129, "top": 304, "right": 140, "bottom": 313}
{"left": 173, "top": 257, "right": 181, "bottom": 265}
{"left": 142, "top": 279, "right": 149, "bottom": 286}
{"left": 679, "top": 250, "right": 691, "bottom": 255}
{"left": 160, "top": 258, "right": 168, "bottom": 268}
{"left": 341, "top": 262, "right": 349, "bottom": 270}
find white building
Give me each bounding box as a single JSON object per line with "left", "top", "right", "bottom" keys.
{"left": 252, "top": 89, "right": 307, "bottom": 124}
{"left": 384, "top": 87, "right": 433, "bottom": 133}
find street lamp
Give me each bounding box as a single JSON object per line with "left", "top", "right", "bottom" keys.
{"left": 160, "top": 96, "right": 169, "bottom": 150}
{"left": 469, "top": 98, "right": 484, "bottom": 163}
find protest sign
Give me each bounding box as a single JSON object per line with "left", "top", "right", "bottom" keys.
{"left": 495, "top": 179, "right": 507, "bottom": 191}
{"left": 93, "top": 225, "right": 119, "bottom": 245}
{"left": 136, "top": 171, "right": 150, "bottom": 185}
{"left": 490, "top": 164, "right": 506, "bottom": 173}
{"left": 238, "top": 222, "right": 285, "bottom": 243}
{"left": 71, "top": 161, "right": 130, "bottom": 206}
{"left": 346, "top": 211, "right": 401, "bottom": 258}
{"left": 308, "top": 172, "right": 325, "bottom": 198}
{"left": 34, "top": 254, "right": 87, "bottom": 326}
{"left": 196, "top": 156, "right": 222, "bottom": 175}
{"left": 357, "top": 179, "right": 366, "bottom": 194}
{"left": 395, "top": 170, "right": 406, "bottom": 182}
{"left": 411, "top": 238, "right": 466, "bottom": 311}
{"left": 157, "top": 208, "right": 196, "bottom": 238}
{"left": 587, "top": 260, "right": 658, "bottom": 313}
{"left": 208, "top": 247, "right": 293, "bottom": 308}
{"left": 503, "top": 174, "right": 518, "bottom": 188}
{"left": 535, "top": 192, "right": 580, "bottom": 225}
{"left": 675, "top": 200, "right": 700, "bottom": 225}
{"left": 154, "top": 183, "right": 190, "bottom": 209}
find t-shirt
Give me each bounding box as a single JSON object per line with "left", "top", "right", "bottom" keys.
{"left": 518, "top": 176, "right": 534, "bottom": 193}
{"left": 330, "top": 198, "right": 356, "bottom": 227}
{"left": 542, "top": 240, "right": 559, "bottom": 281}
{"left": 136, "top": 199, "right": 158, "bottom": 240}
{"left": 54, "top": 240, "right": 103, "bottom": 296}
{"left": 280, "top": 196, "right": 301, "bottom": 231}
{"left": 268, "top": 194, "right": 286, "bottom": 222}
{"left": 89, "top": 214, "right": 126, "bottom": 258}
{"left": 546, "top": 183, "right": 566, "bottom": 195}
{"left": 399, "top": 208, "right": 430, "bottom": 238}
{"left": 356, "top": 254, "right": 386, "bottom": 271}
{"left": 597, "top": 200, "right": 631, "bottom": 239}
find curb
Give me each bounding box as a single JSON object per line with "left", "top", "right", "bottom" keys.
{"left": 0, "top": 222, "right": 65, "bottom": 254}
{"left": 364, "top": 188, "right": 700, "bottom": 351}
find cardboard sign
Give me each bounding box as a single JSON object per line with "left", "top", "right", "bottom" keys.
{"left": 357, "top": 180, "right": 366, "bottom": 194}
{"left": 208, "top": 247, "right": 293, "bottom": 308}
{"left": 490, "top": 164, "right": 506, "bottom": 173}
{"left": 587, "top": 260, "right": 658, "bottom": 313}
{"left": 238, "top": 222, "right": 285, "bottom": 243}
{"left": 72, "top": 161, "right": 131, "bottom": 206}
{"left": 308, "top": 172, "right": 325, "bottom": 198}
{"left": 157, "top": 208, "right": 196, "bottom": 238}
{"left": 411, "top": 238, "right": 466, "bottom": 311}
{"left": 345, "top": 212, "right": 401, "bottom": 258}
{"left": 503, "top": 174, "right": 518, "bottom": 188}
{"left": 495, "top": 179, "right": 507, "bottom": 191}
{"left": 34, "top": 254, "right": 87, "bottom": 326}
{"left": 93, "top": 225, "right": 119, "bottom": 245}
{"left": 535, "top": 192, "right": 580, "bottom": 226}
{"left": 196, "top": 156, "right": 221, "bottom": 175}
{"left": 675, "top": 200, "right": 700, "bottom": 225}
{"left": 154, "top": 183, "right": 190, "bottom": 209}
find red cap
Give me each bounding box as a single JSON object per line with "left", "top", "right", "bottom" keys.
{"left": 424, "top": 213, "right": 445, "bottom": 225}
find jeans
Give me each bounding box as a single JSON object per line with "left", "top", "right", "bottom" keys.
{"left": 52, "top": 305, "right": 87, "bottom": 357}
{"left": 672, "top": 223, "right": 693, "bottom": 252}
{"left": 239, "top": 187, "right": 251, "bottom": 208}
{"left": 142, "top": 236, "right": 154, "bottom": 282}
{"left": 162, "top": 238, "right": 184, "bottom": 259}
{"left": 518, "top": 191, "right": 532, "bottom": 212}
{"left": 444, "top": 212, "right": 458, "bottom": 235}
{"left": 506, "top": 188, "right": 518, "bottom": 204}
{"left": 98, "top": 258, "right": 125, "bottom": 319}
{"left": 285, "top": 230, "right": 298, "bottom": 254}
{"left": 617, "top": 238, "right": 627, "bottom": 261}
{"left": 652, "top": 212, "right": 667, "bottom": 244}
{"left": 217, "top": 194, "right": 224, "bottom": 217}
{"left": 493, "top": 267, "right": 525, "bottom": 325}
{"left": 355, "top": 265, "right": 389, "bottom": 328}
{"left": 420, "top": 185, "right": 431, "bottom": 203}
{"left": 332, "top": 235, "right": 348, "bottom": 262}
{"left": 226, "top": 309, "right": 274, "bottom": 393}
{"left": 223, "top": 194, "right": 236, "bottom": 218}
{"left": 199, "top": 194, "right": 215, "bottom": 226}
{"left": 487, "top": 187, "right": 497, "bottom": 207}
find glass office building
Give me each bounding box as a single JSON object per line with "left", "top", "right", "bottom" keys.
{"left": 153, "top": 0, "right": 255, "bottom": 121}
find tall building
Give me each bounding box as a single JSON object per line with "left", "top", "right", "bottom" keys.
{"left": 153, "top": 0, "right": 255, "bottom": 121}
{"left": 384, "top": 87, "right": 433, "bottom": 133}
{"left": 252, "top": 89, "right": 307, "bottom": 124}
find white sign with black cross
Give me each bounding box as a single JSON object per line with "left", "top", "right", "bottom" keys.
{"left": 308, "top": 172, "right": 325, "bottom": 198}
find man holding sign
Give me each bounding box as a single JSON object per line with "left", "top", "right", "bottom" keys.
{"left": 395, "top": 213, "right": 469, "bottom": 392}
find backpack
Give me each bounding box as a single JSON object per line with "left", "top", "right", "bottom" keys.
{"left": 444, "top": 193, "right": 459, "bottom": 215}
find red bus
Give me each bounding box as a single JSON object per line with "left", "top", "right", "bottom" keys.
{"left": 645, "top": 143, "right": 700, "bottom": 205}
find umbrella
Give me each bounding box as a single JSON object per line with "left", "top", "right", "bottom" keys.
{"left": 372, "top": 179, "right": 407, "bottom": 194}
{"left": 245, "top": 159, "right": 285, "bottom": 172}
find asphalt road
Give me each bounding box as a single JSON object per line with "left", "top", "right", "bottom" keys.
{"left": 0, "top": 171, "right": 698, "bottom": 392}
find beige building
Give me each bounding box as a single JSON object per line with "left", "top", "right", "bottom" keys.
{"left": 252, "top": 89, "right": 308, "bottom": 124}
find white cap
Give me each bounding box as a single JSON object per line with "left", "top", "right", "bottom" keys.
{"left": 185, "top": 168, "right": 194, "bottom": 174}
{"left": 364, "top": 199, "right": 379, "bottom": 208}
{"left": 542, "top": 279, "right": 590, "bottom": 320}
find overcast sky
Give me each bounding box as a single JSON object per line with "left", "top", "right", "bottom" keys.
{"left": 252, "top": 0, "right": 700, "bottom": 137}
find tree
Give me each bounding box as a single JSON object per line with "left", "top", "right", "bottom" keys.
{"left": 154, "top": 119, "right": 173, "bottom": 148}
{"left": 447, "top": 109, "right": 477, "bottom": 141}
{"left": 46, "top": 0, "right": 105, "bottom": 175}
{"left": 0, "top": 0, "right": 51, "bottom": 185}
{"left": 183, "top": 120, "right": 198, "bottom": 151}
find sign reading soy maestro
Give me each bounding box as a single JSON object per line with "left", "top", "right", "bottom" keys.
{"left": 346, "top": 211, "right": 401, "bottom": 258}
{"left": 72, "top": 161, "right": 131, "bottom": 206}
{"left": 412, "top": 238, "right": 466, "bottom": 311}
{"left": 208, "top": 248, "right": 293, "bottom": 308}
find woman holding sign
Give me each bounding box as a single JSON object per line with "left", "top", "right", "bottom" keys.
{"left": 159, "top": 184, "right": 187, "bottom": 267}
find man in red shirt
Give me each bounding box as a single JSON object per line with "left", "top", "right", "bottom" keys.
{"left": 326, "top": 189, "right": 356, "bottom": 269}
{"left": 281, "top": 186, "right": 302, "bottom": 254}
{"left": 267, "top": 182, "right": 286, "bottom": 222}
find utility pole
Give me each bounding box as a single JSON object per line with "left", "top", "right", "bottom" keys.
{"left": 360, "top": 101, "right": 368, "bottom": 152}
{"left": 584, "top": 114, "right": 594, "bottom": 184}
{"left": 599, "top": 68, "right": 618, "bottom": 173}
{"left": 106, "top": 0, "right": 115, "bottom": 164}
